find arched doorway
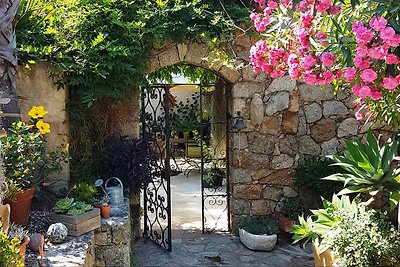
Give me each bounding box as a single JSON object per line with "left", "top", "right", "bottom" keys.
{"left": 141, "top": 60, "right": 235, "bottom": 251}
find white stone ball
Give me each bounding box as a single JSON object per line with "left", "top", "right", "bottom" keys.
{"left": 47, "top": 223, "right": 68, "bottom": 243}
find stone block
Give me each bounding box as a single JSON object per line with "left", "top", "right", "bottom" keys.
{"left": 232, "top": 98, "right": 248, "bottom": 115}
{"left": 299, "top": 136, "right": 321, "bottom": 156}
{"left": 289, "top": 94, "right": 300, "bottom": 112}
{"left": 185, "top": 42, "right": 209, "bottom": 64}
{"left": 248, "top": 133, "right": 275, "bottom": 155}
{"left": 299, "top": 84, "right": 335, "bottom": 101}
{"left": 241, "top": 65, "right": 270, "bottom": 82}
{"left": 250, "top": 200, "right": 275, "bottom": 216}
{"left": 323, "top": 101, "right": 349, "bottom": 118}
{"left": 219, "top": 65, "right": 242, "bottom": 83}
{"left": 282, "top": 186, "right": 298, "bottom": 198}
{"left": 233, "top": 199, "right": 250, "bottom": 215}
{"left": 264, "top": 91, "right": 289, "bottom": 116}
{"left": 158, "top": 45, "right": 180, "bottom": 67}
{"left": 260, "top": 116, "right": 280, "bottom": 135}
{"left": 234, "top": 184, "right": 262, "bottom": 200}
{"left": 311, "top": 119, "right": 336, "bottom": 142}
{"left": 297, "top": 115, "right": 308, "bottom": 136}
{"left": 265, "top": 76, "right": 297, "bottom": 94}
{"left": 258, "top": 169, "right": 293, "bottom": 186}
{"left": 279, "top": 135, "right": 298, "bottom": 155}
{"left": 232, "top": 169, "right": 252, "bottom": 184}
{"left": 271, "top": 154, "right": 294, "bottom": 169}
{"left": 338, "top": 118, "right": 359, "bottom": 137}
{"left": 233, "top": 133, "right": 248, "bottom": 149}
{"left": 304, "top": 103, "right": 322, "bottom": 123}
{"left": 250, "top": 93, "right": 264, "bottom": 126}
{"left": 235, "top": 34, "right": 252, "bottom": 50}
{"left": 262, "top": 187, "right": 282, "bottom": 201}
{"left": 248, "top": 153, "right": 270, "bottom": 167}
{"left": 321, "top": 138, "right": 339, "bottom": 157}
{"left": 112, "top": 224, "right": 129, "bottom": 245}
{"left": 282, "top": 111, "right": 298, "bottom": 134}
{"left": 94, "top": 232, "right": 109, "bottom": 246}
{"left": 252, "top": 169, "right": 274, "bottom": 181}
{"left": 232, "top": 82, "right": 265, "bottom": 98}
{"left": 177, "top": 43, "right": 188, "bottom": 61}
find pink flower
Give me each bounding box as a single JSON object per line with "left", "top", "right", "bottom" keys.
{"left": 352, "top": 84, "right": 360, "bottom": 96}
{"left": 354, "top": 55, "right": 370, "bottom": 69}
{"left": 345, "top": 67, "right": 356, "bottom": 82}
{"left": 267, "top": 0, "right": 278, "bottom": 9}
{"left": 302, "top": 73, "right": 317, "bottom": 84}
{"left": 370, "top": 89, "right": 382, "bottom": 100}
{"left": 300, "top": 55, "right": 316, "bottom": 70}
{"left": 380, "top": 27, "right": 395, "bottom": 40}
{"left": 317, "top": 31, "right": 328, "bottom": 46}
{"left": 288, "top": 64, "right": 300, "bottom": 80}
{"left": 360, "top": 69, "right": 378, "bottom": 83}
{"left": 329, "top": 5, "right": 340, "bottom": 15}
{"left": 322, "top": 70, "right": 334, "bottom": 83}
{"left": 356, "top": 45, "right": 368, "bottom": 57}
{"left": 335, "top": 69, "right": 343, "bottom": 79}
{"left": 383, "top": 77, "right": 399, "bottom": 91}
{"left": 359, "top": 85, "right": 372, "bottom": 99}
{"left": 352, "top": 21, "right": 364, "bottom": 33}
{"left": 321, "top": 52, "right": 335, "bottom": 67}
{"left": 386, "top": 34, "right": 400, "bottom": 47}
{"left": 355, "top": 29, "right": 374, "bottom": 44}
{"left": 355, "top": 110, "right": 365, "bottom": 121}
{"left": 386, "top": 54, "right": 400, "bottom": 64}
{"left": 369, "top": 46, "right": 387, "bottom": 60}
{"left": 369, "top": 17, "right": 387, "bottom": 31}
{"left": 301, "top": 13, "right": 314, "bottom": 28}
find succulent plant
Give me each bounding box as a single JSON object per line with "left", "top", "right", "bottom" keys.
{"left": 53, "top": 197, "right": 75, "bottom": 214}
{"left": 7, "top": 223, "right": 28, "bottom": 244}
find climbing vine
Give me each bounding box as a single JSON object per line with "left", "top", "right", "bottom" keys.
{"left": 16, "top": 0, "right": 251, "bottom": 183}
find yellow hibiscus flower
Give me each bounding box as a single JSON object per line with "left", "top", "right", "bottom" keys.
{"left": 28, "top": 106, "right": 48, "bottom": 119}
{"left": 36, "top": 120, "right": 51, "bottom": 134}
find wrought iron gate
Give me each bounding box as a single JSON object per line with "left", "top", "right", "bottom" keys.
{"left": 141, "top": 85, "right": 172, "bottom": 251}
{"left": 199, "top": 83, "right": 230, "bottom": 233}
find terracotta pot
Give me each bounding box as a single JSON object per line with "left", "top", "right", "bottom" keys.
{"left": 276, "top": 214, "right": 293, "bottom": 233}
{"left": 100, "top": 205, "right": 111, "bottom": 219}
{"left": 312, "top": 240, "right": 337, "bottom": 267}
{"left": 4, "top": 187, "right": 35, "bottom": 226}
{"left": 18, "top": 235, "right": 30, "bottom": 263}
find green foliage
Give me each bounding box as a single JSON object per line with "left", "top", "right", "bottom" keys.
{"left": 170, "top": 92, "right": 200, "bottom": 133}
{"left": 329, "top": 208, "right": 400, "bottom": 267}
{"left": 278, "top": 196, "right": 305, "bottom": 220}
{"left": 0, "top": 224, "right": 24, "bottom": 267}
{"left": 70, "top": 183, "right": 98, "bottom": 204}
{"left": 324, "top": 129, "right": 400, "bottom": 210}
{"left": 1, "top": 114, "right": 68, "bottom": 199}
{"left": 239, "top": 216, "right": 279, "bottom": 235}
{"left": 7, "top": 223, "right": 29, "bottom": 245}
{"left": 294, "top": 157, "right": 344, "bottom": 199}
{"left": 53, "top": 197, "right": 92, "bottom": 215}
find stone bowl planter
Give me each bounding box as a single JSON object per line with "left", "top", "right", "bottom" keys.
{"left": 239, "top": 228, "right": 277, "bottom": 251}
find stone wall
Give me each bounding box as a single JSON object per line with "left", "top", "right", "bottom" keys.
{"left": 16, "top": 63, "right": 70, "bottom": 191}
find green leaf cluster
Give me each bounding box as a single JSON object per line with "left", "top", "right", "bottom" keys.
{"left": 0, "top": 223, "right": 24, "bottom": 267}
{"left": 53, "top": 197, "right": 93, "bottom": 215}
{"left": 239, "top": 216, "right": 279, "bottom": 236}
{"left": 324, "top": 129, "right": 400, "bottom": 210}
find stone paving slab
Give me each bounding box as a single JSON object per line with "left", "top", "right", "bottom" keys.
{"left": 134, "top": 230, "right": 314, "bottom": 267}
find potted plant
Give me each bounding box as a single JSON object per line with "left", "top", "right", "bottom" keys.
{"left": 202, "top": 167, "right": 225, "bottom": 188}
{"left": 292, "top": 194, "right": 400, "bottom": 267}
{"left": 276, "top": 196, "right": 304, "bottom": 232}
{"left": 238, "top": 216, "right": 279, "bottom": 251}
{"left": 7, "top": 223, "right": 30, "bottom": 262}
{"left": 1, "top": 106, "right": 68, "bottom": 225}
{"left": 98, "top": 195, "right": 111, "bottom": 219}
{"left": 0, "top": 223, "right": 24, "bottom": 267}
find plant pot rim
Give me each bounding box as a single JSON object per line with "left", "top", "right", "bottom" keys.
{"left": 239, "top": 228, "right": 278, "bottom": 238}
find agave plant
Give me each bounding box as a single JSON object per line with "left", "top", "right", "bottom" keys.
{"left": 324, "top": 130, "right": 400, "bottom": 209}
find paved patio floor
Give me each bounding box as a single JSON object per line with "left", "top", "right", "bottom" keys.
{"left": 135, "top": 168, "right": 314, "bottom": 267}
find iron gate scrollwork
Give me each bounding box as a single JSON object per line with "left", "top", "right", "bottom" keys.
{"left": 141, "top": 85, "right": 172, "bottom": 252}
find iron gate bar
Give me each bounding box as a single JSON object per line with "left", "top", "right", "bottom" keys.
{"left": 142, "top": 85, "right": 172, "bottom": 252}
{"left": 200, "top": 84, "right": 205, "bottom": 234}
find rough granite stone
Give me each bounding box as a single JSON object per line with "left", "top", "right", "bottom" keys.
{"left": 265, "top": 76, "right": 296, "bottom": 94}
{"left": 258, "top": 169, "right": 293, "bottom": 186}
{"left": 232, "top": 169, "right": 252, "bottom": 184}
{"left": 299, "top": 136, "right": 321, "bottom": 156}
{"left": 299, "top": 84, "right": 335, "bottom": 101}
{"left": 311, "top": 119, "right": 337, "bottom": 142}
{"left": 297, "top": 116, "right": 308, "bottom": 136}
{"left": 47, "top": 223, "right": 68, "bottom": 244}
{"left": 250, "top": 200, "right": 275, "bottom": 216}
{"left": 282, "top": 112, "right": 298, "bottom": 134}
{"left": 283, "top": 187, "right": 298, "bottom": 198}
{"left": 271, "top": 154, "right": 294, "bottom": 169}
{"left": 338, "top": 118, "right": 359, "bottom": 137}
{"left": 233, "top": 82, "right": 265, "bottom": 98}
{"left": 304, "top": 103, "right": 322, "bottom": 123}
{"left": 260, "top": 116, "right": 280, "bottom": 135}
{"left": 233, "top": 199, "right": 250, "bottom": 215}
{"left": 321, "top": 138, "right": 339, "bottom": 156}
{"left": 279, "top": 135, "right": 299, "bottom": 155}
{"left": 248, "top": 134, "right": 275, "bottom": 155}
{"left": 264, "top": 92, "right": 290, "bottom": 116}
{"left": 323, "top": 101, "right": 349, "bottom": 118}
{"left": 250, "top": 94, "right": 264, "bottom": 126}
{"left": 262, "top": 187, "right": 282, "bottom": 201}
{"left": 234, "top": 185, "right": 262, "bottom": 200}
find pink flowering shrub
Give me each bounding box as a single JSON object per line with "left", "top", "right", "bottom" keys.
{"left": 249, "top": 0, "right": 400, "bottom": 127}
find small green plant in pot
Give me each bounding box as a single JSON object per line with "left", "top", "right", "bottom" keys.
{"left": 238, "top": 216, "right": 279, "bottom": 251}
{"left": 203, "top": 167, "right": 225, "bottom": 188}
{"left": 2, "top": 106, "right": 68, "bottom": 225}
{"left": 276, "top": 196, "right": 305, "bottom": 232}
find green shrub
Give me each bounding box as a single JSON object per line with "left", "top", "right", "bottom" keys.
{"left": 294, "top": 157, "right": 343, "bottom": 198}
{"left": 239, "top": 216, "right": 279, "bottom": 235}
{"left": 278, "top": 196, "right": 305, "bottom": 220}
{"left": 0, "top": 225, "right": 24, "bottom": 267}
{"left": 70, "top": 183, "right": 98, "bottom": 204}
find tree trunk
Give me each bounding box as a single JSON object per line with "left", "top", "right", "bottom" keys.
{"left": 0, "top": 0, "right": 20, "bottom": 131}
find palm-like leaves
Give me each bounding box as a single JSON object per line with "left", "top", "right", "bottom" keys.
{"left": 324, "top": 130, "right": 400, "bottom": 210}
